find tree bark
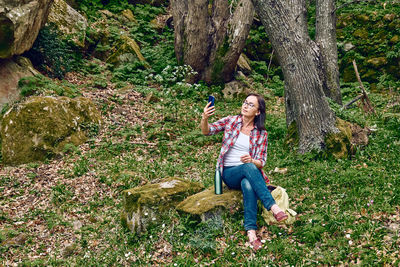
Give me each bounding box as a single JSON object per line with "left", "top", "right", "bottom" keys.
{"left": 252, "top": 0, "right": 338, "bottom": 153}
{"left": 315, "top": 0, "right": 342, "bottom": 104}
{"left": 171, "top": 0, "right": 254, "bottom": 84}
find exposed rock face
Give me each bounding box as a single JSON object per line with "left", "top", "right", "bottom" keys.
{"left": 0, "top": 0, "right": 54, "bottom": 58}
{"left": 176, "top": 186, "right": 243, "bottom": 221}
{"left": 0, "top": 96, "right": 102, "bottom": 165}
{"left": 106, "top": 35, "right": 149, "bottom": 68}
{"left": 121, "top": 177, "right": 204, "bottom": 234}
{"left": 47, "top": 0, "right": 88, "bottom": 47}
{"left": 0, "top": 56, "right": 39, "bottom": 109}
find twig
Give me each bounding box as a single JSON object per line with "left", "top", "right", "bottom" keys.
{"left": 352, "top": 60, "right": 375, "bottom": 114}
{"left": 332, "top": 0, "right": 378, "bottom": 14}
{"left": 343, "top": 94, "right": 363, "bottom": 109}
{"left": 266, "top": 50, "right": 274, "bottom": 82}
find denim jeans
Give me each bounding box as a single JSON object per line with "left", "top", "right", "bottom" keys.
{"left": 223, "top": 163, "right": 276, "bottom": 231}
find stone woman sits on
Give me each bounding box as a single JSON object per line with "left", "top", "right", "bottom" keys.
{"left": 200, "top": 93, "right": 288, "bottom": 251}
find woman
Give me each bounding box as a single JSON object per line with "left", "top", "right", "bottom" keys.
{"left": 200, "top": 93, "right": 287, "bottom": 251}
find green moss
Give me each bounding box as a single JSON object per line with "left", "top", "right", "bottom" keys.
{"left": 325, "top": 118, "right": 352, "bottom": 159}
{"left": 284, "top": 121, "right": 299, "bottom": 149}
{"left": 0, "top": 17, "right": 14, "bottom": 58}
{"left": 122, "top": 177, "right": 204, "bottom": 233}
{"left": 210, "top": 36, "right": 230, "bottom": 84}
{"left": 176, "top": 187, "right": 242, "bottom": 216}
{"left": 0, "top": 96, "right": 102, "bottom": 165}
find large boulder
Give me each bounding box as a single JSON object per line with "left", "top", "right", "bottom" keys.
{"left": 176, "top": 186, "right": 243, "bottom": 221}
{"left": 106, "top": 35, "right": 149, "bottom": 68}
{"left": 0, "top": 96, "right": 102, "bottom": 165}
{"left": 47, "top": 0, "right": 88, "bottom": 47}
{"left": 121, "top": 177, "right": 204, "bottom": 234}
{"left": 0, "top": 0, "right": 54, "bottom": 58}
{"left": 0, "top": 56, "right": 39, "bottom": 110}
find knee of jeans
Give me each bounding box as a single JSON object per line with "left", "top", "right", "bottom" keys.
{"left": 241, "top": 179, "right": 253, "bottom": 192}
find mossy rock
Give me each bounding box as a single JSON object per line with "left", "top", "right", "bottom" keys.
{"left": 325, "top": 118, "right": 352, "bottom": 159}
{"left": 367, "top": 57, "right": 388, "bottom": 68}
{"left": 121, "top": 177, "right": 204, "bottom": 234}
{"left": 0, "top": 96, "right": 102, "bottom": 165}
{"left": 176, "top": 186, "right": 242, "bottom": 221}
{"left": 353, "top": 28, "right": 369, "bottom": 40}
{"left": 106, "top": 35, "right": 149, "bottom": 68}
{"left": 47, "top": 0, "right": 88, "bottom": 47}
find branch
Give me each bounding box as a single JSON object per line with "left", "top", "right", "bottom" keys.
{"left": 266, "top": 50, "right": 274, "bottom": 82}
{"left": 343, "top": 94, "right": 363, "bottom": 109}
{"left": 352, "top": 60, "right": 375, "bottom": 114}
{"left": 332, "top": 0, "right": 378, "bottom": 14}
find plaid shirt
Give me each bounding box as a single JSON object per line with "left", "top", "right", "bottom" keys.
{"left": 207, "top": 115, "right": 269, "bottom": 183}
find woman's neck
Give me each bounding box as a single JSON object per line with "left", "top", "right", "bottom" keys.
{"left": 242, "top": 116, "right": 254, "bottom": 128}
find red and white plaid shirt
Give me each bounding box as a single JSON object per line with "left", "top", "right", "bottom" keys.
{"left": 207, "top": 115, "right": 269, "bottom": 183}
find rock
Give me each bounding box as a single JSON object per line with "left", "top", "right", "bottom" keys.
{"left": 222, "top": 80, "right": 250, "bottom": 100}
{"left": 355, "top": 14, "right": 369, "bottom": 23}
{"left": 47, "top": 0, "right": 88, "bottom": 47}
{"left": 127, "top": 0, "right": 165, "bottom": 6}
{"left": 353, "top": 28, "right": 368, "bottom": 40}
{"left": 121, "top": 177, "right": 204, "bottom": 234}
{"left": 121, "top": 9, "right": 137, "bottom": 23}
{"left": 325, "top": 118, "right": 368, "bottom": 159}
{"left": 1, "top": 233, "right": 27, "bottom": 247}
{"left": 0, "top": 96, "right": 102, "bottom": 165}
{"left": 367, "top": 57, "right": 387, "bottom": 68}
{"left": 62, "top": 243, "right": 77, "bottom": 257}
{"left": 176, "top": 186, "right": 242, "bottom": 221}
{"left": 383, "top": 14, "right": 396, "bottom": 22}
{"left": 145, "top": 92, "right": 160, "bottom": 103}
{"left": 106, "top": 35, "right": 149, "bottom": 68}
{"left": 73, "top": 220, "right": 83, "bottom": 231}
{"left": 0, "top": 0, "right": 53, "bottom": 58}
{"left": 390, "top": 35, "right": 399, "bottom": 44}
{"left": 343, "top": 43, "right": 355, "bottom": 52}
{"left": 0, "top": 56, "right": 39, "bottom": 110}
{"left": 236, "top": 53, "right": 252, "bottom": 75}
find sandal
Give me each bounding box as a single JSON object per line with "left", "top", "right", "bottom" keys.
{"left": 274, "top": 211, "right": 288, "bottom": 222}
{"left": 249, "top": 238, "right": 262, "bottom": 251}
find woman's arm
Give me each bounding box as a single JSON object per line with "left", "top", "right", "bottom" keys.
{"left": 200, "top": 102, "right": 214, "bottom": 135}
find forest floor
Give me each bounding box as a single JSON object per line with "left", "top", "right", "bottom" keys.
{"left": 1, "top": 65, "right": 400, "bottom": 265}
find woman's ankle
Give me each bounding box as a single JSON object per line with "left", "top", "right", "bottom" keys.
{"left": 247, "top": 230, "right": 257, "bottom": 242}
{"left": 270, "top": 204, "right": 283, "bottom": 215}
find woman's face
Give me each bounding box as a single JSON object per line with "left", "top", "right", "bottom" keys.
{"left": 241, "top": 95, "right": 260, "bottom": 118}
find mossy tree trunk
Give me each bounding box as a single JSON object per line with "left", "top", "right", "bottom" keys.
{"left": 252, "top": 0, "right": 338, "bottom": 153}
{"left": 170, "top": 0, "right": 254, "bottom": 84}
{"left": 315, "top": 0, "right": 342, "bottom": 105}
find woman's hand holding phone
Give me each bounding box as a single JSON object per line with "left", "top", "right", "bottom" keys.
{"left": 203, "top": 98, "right": 215, "bottom": 119}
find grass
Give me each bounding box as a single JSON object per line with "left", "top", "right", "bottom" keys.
{"left": 1, "top": 75, "right": 399, "bottom": 265}
{"left": 1, "top": 1, "right": 400, "bottom": 265}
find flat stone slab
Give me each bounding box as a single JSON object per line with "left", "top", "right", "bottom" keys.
{"left": 121, "top": 177, "right": 203, "bottom": 234}
{"left": 176, "top": 186, "right": 242, "bottom": 221}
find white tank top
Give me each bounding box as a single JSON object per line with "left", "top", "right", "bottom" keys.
{"left": 223, "top": 132, "right": 250, "bottom": 167}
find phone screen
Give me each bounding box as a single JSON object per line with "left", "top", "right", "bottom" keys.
{"left": 208, "top": 96, "right": 215, "bottom": 107}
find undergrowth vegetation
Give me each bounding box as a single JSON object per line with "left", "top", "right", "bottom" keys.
{"left": 1, "top": 0, "right": 400, "bottom": 266}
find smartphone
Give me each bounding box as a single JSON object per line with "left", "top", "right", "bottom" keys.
{"left": 208, "top": 95, "right": 215, "bottom": 107}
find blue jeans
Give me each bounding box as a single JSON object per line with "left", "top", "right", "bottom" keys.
{"left": 223, "top": 163, "right": 276, "bottom": 231}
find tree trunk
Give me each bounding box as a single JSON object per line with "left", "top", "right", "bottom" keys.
{"left": 252, "top": 0, "right": 338, "bottom": 153}
{"left": 171, "top": 0, "right": 254, "bottom": 84}
{"left": 315, "top": 0, "right": 342, "bottom": 104}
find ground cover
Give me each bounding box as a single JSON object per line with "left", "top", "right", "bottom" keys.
{"left": 1, "top": 1, "right": 400, "bottom": 265}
